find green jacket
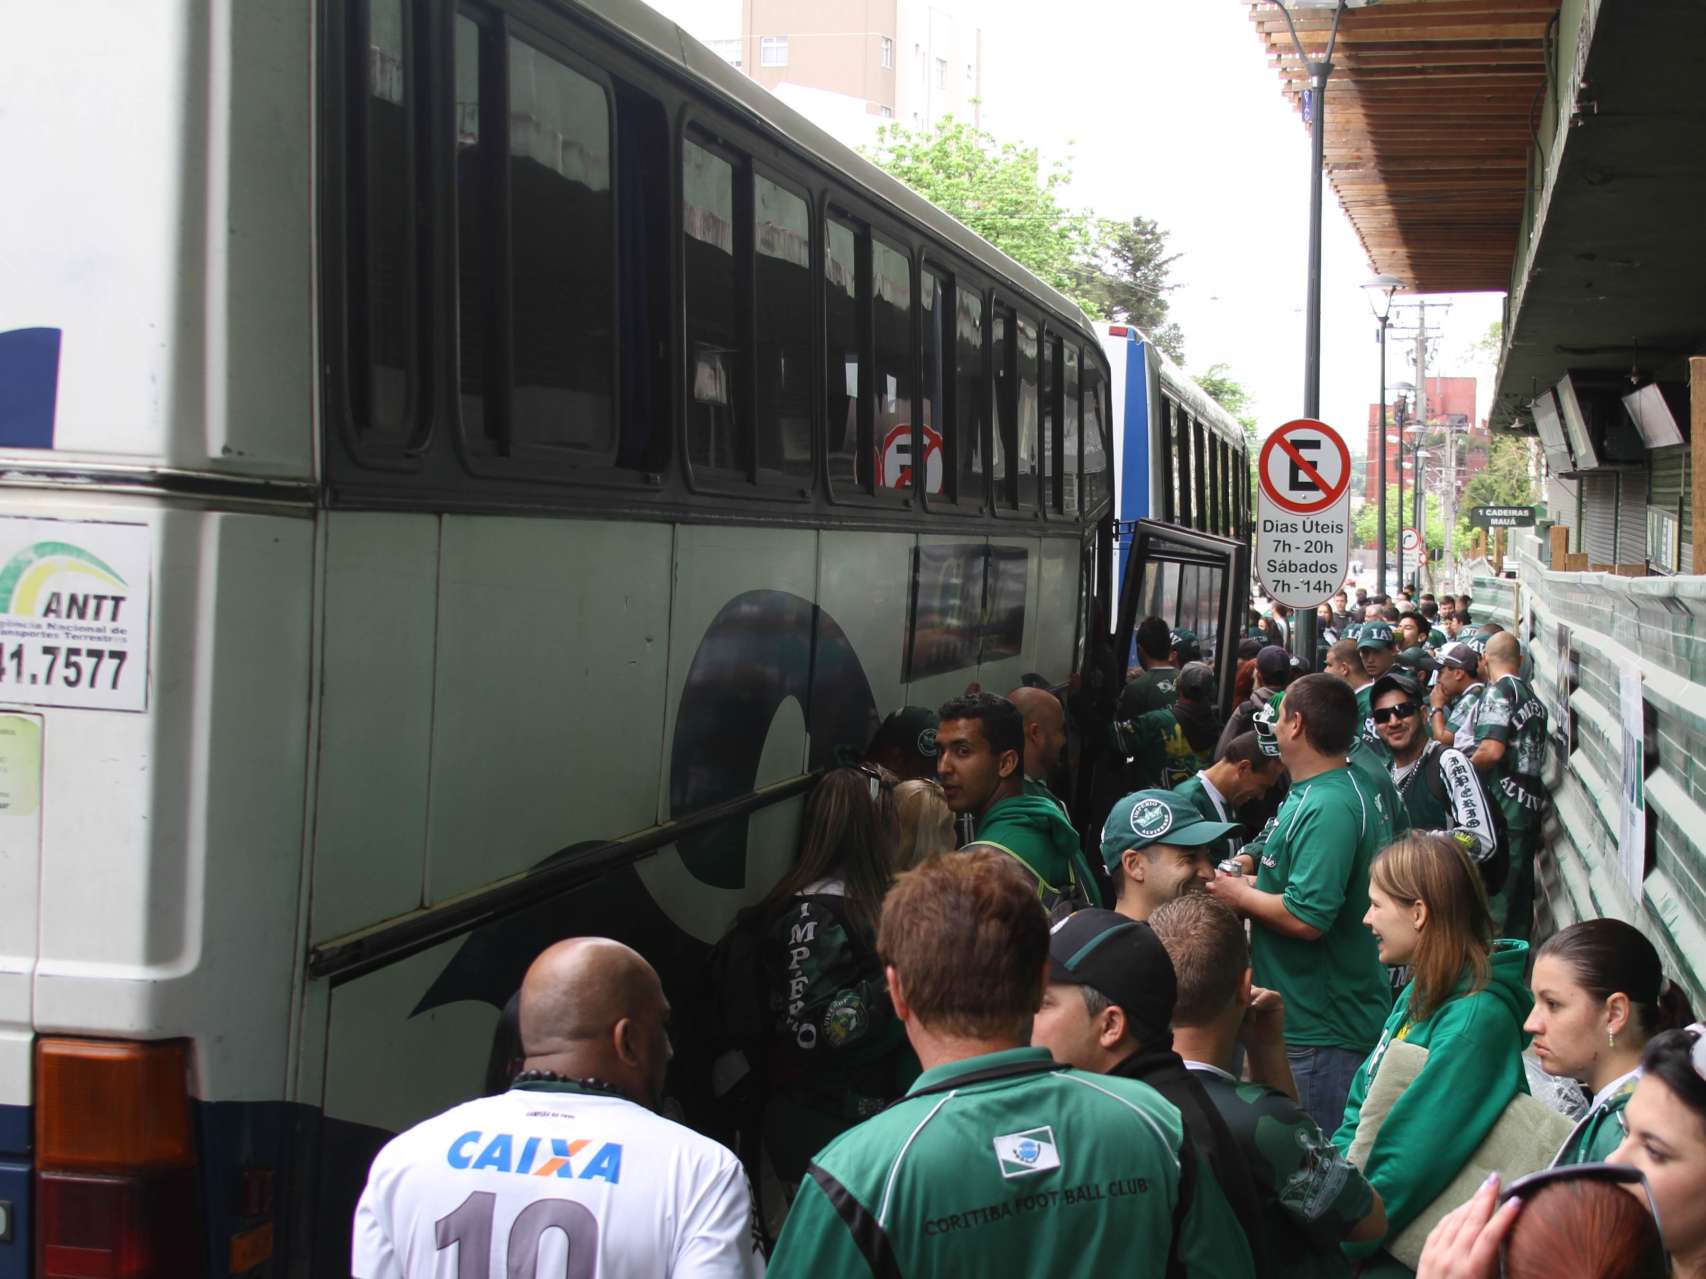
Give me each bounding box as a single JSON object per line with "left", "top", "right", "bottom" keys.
{"left": 1332, "top": 940, "right": 1531, "bottom": 1260}
{"left": 974, "top": 792, "right": 1103, "bottom": 913}
{"left": 767, "top": 1048, "right": 1256, "bottom": 1278}
{"left": 1174, "top": 773, "right": 1241, "bottom": 865}
{"left": 1554, "top": 1070, "right": 1639, "bottom": 1167}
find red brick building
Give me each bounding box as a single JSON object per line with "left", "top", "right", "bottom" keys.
{"left": 1365, "top": 376, "right": 1490, "bottom": 504}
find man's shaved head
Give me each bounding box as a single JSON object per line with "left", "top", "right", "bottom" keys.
{"left": 1486, "top": 632, "right": 1521, "bottom": 669}
{"left": 517, "top": 937, "right": 672, "bottom": 1106}
{"left": 1008, "top": 685, "right": 1063, "bottom": 730}
{"left": 1008, "top": 686, "right": 1066, "bottom": 781}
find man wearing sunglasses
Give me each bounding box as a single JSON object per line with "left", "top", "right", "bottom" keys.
{"left": 1370, "top": 673, "right": 1506, "bottom": 898}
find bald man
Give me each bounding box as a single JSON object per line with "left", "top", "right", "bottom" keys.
{"left": 1471, "top": 632, "right": 1549, "bottom": 940}
{"left": 354, "top": 938, "right": 764, "bottom": 1278}
{"left": 1009, "top": 684, "right": 1069, "bottom": 812}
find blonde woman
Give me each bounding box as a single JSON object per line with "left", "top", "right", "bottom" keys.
{"left": 894, "top": 778, "right": 955, "bottom": 867}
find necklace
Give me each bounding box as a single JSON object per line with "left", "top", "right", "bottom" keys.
{"left": 511, "top": 1069, "right": 623, "bottom": 1097}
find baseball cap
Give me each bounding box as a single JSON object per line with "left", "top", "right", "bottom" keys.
{"left": 1371, "top": 671, "right": 1424, "bottom": 705}
{"left": 1170, "top": 628, "right": 1201, "bottom": 663}
{"left": 1256, "top": 645, "right": 1300, "bottom": 685}
{"left": 1046, "top": 910, "right": 1175, "bottom": 1047}
{"left": 1357, "top": 622, "right": 1396, "bottom": 650}
{"left": 1465, "top": 632, "right": 1493, "bottom": 657}
{"left": 1396, "top": 645, "right": 1439, "bottom": 675}
{"left": 1101, "top": 789, "right": 1242, "bottom": 869}
{"left": 1437, "top": 641, "right": 1480, "bottom": 673}
{"left": 864, "top": 706, "right": 939, "bottom": 764}
{"left": 1238, "top": 636, "right": 1263, "bottom": 660}
{"left": 1176, "top": 661, "right": 1216, "bottom": 702}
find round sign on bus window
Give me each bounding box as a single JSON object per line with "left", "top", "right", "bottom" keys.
{"left": 879, "top": 424, "right": 945, "bottom": 492}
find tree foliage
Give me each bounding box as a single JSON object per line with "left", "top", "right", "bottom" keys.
{"left": 1078, "top": 216, "right": 1185, "bottom": 362}
{"left": 1356, "top": 484, "right": 1447, "bottom": 555}
{"left": 865, "top": 118, "right": 1099, "bottom": 314}
{"left": 863, "top": 118, "right": 1186, "bottom": 359}
{"left": 1453, "top": 434, "right": 1537, "bottom": 549}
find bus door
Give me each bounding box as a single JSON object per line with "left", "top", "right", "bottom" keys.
{"left": 1112, "top": 520, "right": 1249, "bottom": 725}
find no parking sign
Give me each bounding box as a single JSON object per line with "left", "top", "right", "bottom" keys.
{"left": 1256, "top": 418, "right": 1351, "bottom": 608}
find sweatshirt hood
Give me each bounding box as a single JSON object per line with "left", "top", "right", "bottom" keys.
{"left": 977, "top": 793, "right": 1079, "bottom": 857}
{"left": 1475, "top": 939, "right": 1531, "bottom": 1024}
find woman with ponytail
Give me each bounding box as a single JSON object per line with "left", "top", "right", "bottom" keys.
{"left": 1525, "top": 918, "right": 1696, "bottom": 1165}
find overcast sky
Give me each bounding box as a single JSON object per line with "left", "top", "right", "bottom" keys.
{"left": 644, "top": 0, "right": 1504, "bottom": 452}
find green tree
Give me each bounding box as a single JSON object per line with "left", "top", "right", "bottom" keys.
{"left": 1356, "top": 484, "right": 1446, "bottom": 557}
{"left": 1078, "top": 216, "right": 1185, "bottom": 362}
{"left": 864, "top": 118, "right": 1100, "bottom": 315}
{"left": 1453, "top": 434, "right": 1537, "bottom": 550}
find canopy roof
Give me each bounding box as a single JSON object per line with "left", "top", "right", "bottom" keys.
{"left": 1248, "top": 0, "right": 1559, "bottom": 294}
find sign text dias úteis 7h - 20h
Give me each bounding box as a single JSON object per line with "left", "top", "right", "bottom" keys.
{"left": 1256, "top": 418, "right": 1351, "bottom": 609}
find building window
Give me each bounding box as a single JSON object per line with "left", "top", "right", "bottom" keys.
{"left": 760, "top": 36, "right": 788, "bottom": 67}
{"left": 935, "top": 57, "right": 947, "bottom": 89}
{"left": 880, "top": 36, "right": 893, "bottom": 69}
{"left": 878, "top": 105, "right": 893, "bottom": 118}
{"left": 708, "top": 38, "right": 742, "bottom": 69}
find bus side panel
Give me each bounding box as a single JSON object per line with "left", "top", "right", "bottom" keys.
{"left": 1033, "top": 537, "right": 1079, "bottom": 682}
{"left": 979, "top": 535, "right": 1044, "bottom": 693}
{"left": 0, "top": 701, "right": 41, "bottom": 1278}
{"left": 309, "top": 513, "right": 440, "bottom": 942}
{"left": 815, "top": 530, "right": 912, "bottom": 722}
{"left": 424, "top": 517, "right": 674, "bottom": 906}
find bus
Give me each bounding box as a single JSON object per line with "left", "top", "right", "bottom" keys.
{"left": 1102, "top": 325, "right": 1253, "bottom": 715}
{"left": 0, "top": 1, "right": 1147, "bottom": 1272}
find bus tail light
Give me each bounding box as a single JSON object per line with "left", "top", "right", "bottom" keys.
{"left": 34, "top": 1038, "right": 204, "bottom": 1278}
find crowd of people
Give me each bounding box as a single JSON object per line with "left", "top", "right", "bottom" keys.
{"left": 350, "top": 591, "right": 1705, "bottom": 1279}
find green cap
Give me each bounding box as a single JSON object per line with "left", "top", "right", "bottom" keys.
{"left": 1101, "top": 789, "right": 1242, "bottom": 868}
{"left": 1357, "top": 622, "right": 1396, "bottom": 650}
{"left": 1397, "top": 645, "right": 1439, "bottom": 674}
{"left": 1170, "top": 627, "right": 1201, "bottom": 662}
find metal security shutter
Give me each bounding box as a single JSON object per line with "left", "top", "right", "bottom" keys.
{"left": 1616, "top": 471, "right": 1647, "bottom": 563}
{"left": 1548, "top": 473, "right": 1579, "bottom": 553}
{"left": 1581, "top": 471, "right": 1618, "bottom": 565}
{"left": 1649, "top": 445, "right": 1686, "bottom": 569}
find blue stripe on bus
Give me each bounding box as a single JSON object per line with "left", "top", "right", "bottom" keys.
{"left": 0, "top": 1103, "right": 26, "bottom": 1278}
{"left": 1121, "top": 338, "right": 1152, "bottom": 525}
{"left": 0, "top": 328, "right": 61, "bottom": 450}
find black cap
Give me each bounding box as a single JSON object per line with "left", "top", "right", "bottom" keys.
{"left": 864, "top": 707, "right": 939, "bottom": 767}
{"left": 1047, "top": 910, "right": 1175, "bottom": 1046}
{"left": 1436, "top": 642, "right": 1480, "bottom": 673}
{"left": 1176, "top": 661, "right": 1216, "bottom": 702}
{"left": 1371, "top": 671, "right": 1424, "bottom": 704}
{"left": 1256, "top": 645, "right": 1300, "bottom": 685}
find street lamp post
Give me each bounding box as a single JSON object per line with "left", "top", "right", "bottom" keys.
{"left": 1266, "top": 0, "right": 1373, "bottom": 665}
{"left": 1363, "top": 276, "right": 1402, "bottom": 597}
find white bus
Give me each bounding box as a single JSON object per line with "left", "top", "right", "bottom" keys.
{"left": 0, "top": 1, "right": 1146, "bottom": 1271}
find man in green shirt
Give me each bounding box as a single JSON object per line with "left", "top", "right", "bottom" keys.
{"left": 1471, "top": 631, "right": 1550, "bottom": 940}
{"left": 1354, "top": 623, "right": 1398, "bottom": 758}
{"left": 937, "top": 692, "right": 1100, "bottom": 915}
{"left": 1426, "top": 641, "right": 1486, "bottom": 751}
{"left": 1119, "top": 616, "right": 1179, "bottom": 716}
{"left": 1152, "top": 893, "right": 1387, "bottom": 1279}
{"left": 1205, "top": 674, "right": 1393, "bottom": 1135}
{"left": 767, "top": 851, "right": 1255, "bottom": 1279}
{"left": 1174, "top": 731, "right": 1285, "bottom": 867}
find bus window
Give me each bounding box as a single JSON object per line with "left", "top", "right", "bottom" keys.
{"left": 992, "top": 306, "right": 1014, "bottom": 508}
{"left": 921, "top": 268, "right": 948, "bottom": 498}
{"left": 1016, "top": 314, "right": 1039, "bottom": 510}
{"left": 454, "top": 14, "right": 487, "bottom": 441}
{"left": 1083, "top": 365, "right": 1107, "bottom": 512}
{"left": 1192, "top": 419, "right": 1208, "bottom": 532}
{"left": 872, "top": 236, "right": 913, "bottom": 493}
{"left": 683, "top": 132, "right": 744, "bottom": 473}
{"left": 754, "top": 174, "right": 813, "bottom": 480}
{"left": 1063, "top": 345, "right": 1080, "bottom": 516}
{"left": 1208, "top": 430, "right": 1221, "bottom": 533}
{"left": 1040, "top": 333, "right": 1058, "bottom": 513}
{"left": 825, "top": 213, "right": 866, "bottom": 494}
{"left": 508, "top": 37, "right": 615, "bottom": 454}
{"left": 614, "top": 82, "right": 671, "bottom": 473}
{"left": 957, "top": 289, "right": 987, "bottom": 506}
{"left": 353, "top": 0, "right": 414, "bottom": 440}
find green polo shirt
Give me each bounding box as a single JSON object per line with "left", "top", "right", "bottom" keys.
{"left": 1120, "top": 664, "right": 1179, "bottom": 717}
{"left": 1250, "top": 767, "right": 1393, "bottom": 1055}
{"left": 1352, "top": 684, "right": 1386, "bottom": 758}
{"left": 1475, "top": 673, "right": 1549, "bottom": 831}
{"left": 768, "top": 1047, "right": 1255, "bottom": 1278}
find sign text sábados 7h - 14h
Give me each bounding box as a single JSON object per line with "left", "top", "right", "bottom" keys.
{"left": 1256, "top": 418, "right": 1351, "bottom": 609}
{"left": 0, "top": 517, "right": 152, "bottom": 712}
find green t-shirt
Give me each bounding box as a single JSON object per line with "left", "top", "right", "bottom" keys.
{"left": 1352, "top": 684, "right": 1387, "bottom": 758}
{"left": 1474, "top": 673, "right": 1549, "bottom": 830}
{"left": 1251, "top": 767, "right": 1393, "bottom": 1054}
{"left": 1346, "top": 740, "right": 1406, "bottom": 844}
{"left": 1188, "top": 1065, "right": 1373, "bottom": 1279}
{"left": 1120, "top": 664, "right": 1179, "bottom": 717}
{"left": 768, "top": 1048, "right": 1256, "bottom": 1279}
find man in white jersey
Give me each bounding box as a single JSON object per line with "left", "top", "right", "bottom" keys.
{"left": 354, "top": 937, "right": 764, "bottom": 1277}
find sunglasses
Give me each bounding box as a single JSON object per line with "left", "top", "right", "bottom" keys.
{"left": 1372, "top": 703, "right": 1419, "bottom": 724}
{"left": 1498, "top": 1162, "right": 1667, "bottom": 1276}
